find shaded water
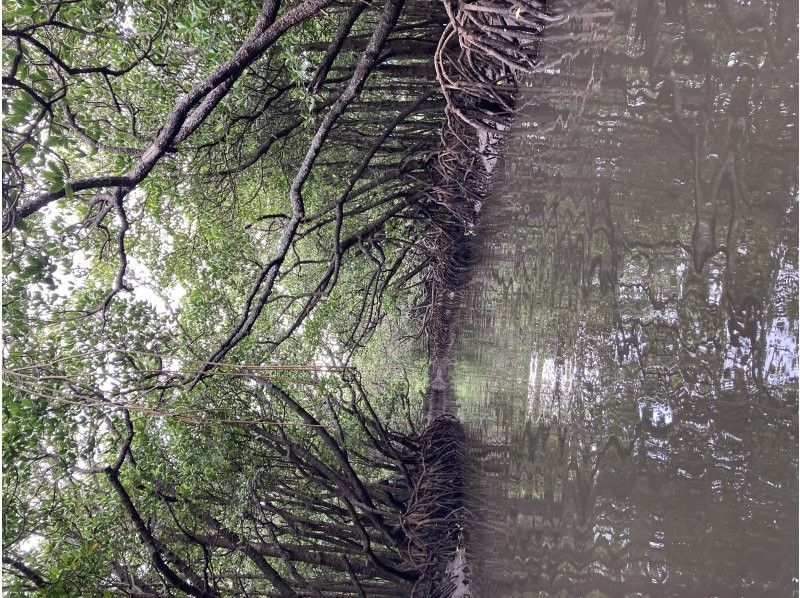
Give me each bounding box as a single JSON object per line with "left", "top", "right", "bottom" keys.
{"left": 454, "top": 0, "right": 798, "bottom": 595}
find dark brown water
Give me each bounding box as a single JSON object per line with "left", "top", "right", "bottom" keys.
{"left": 455, "top": 0, "right": 798, "bottom": 595}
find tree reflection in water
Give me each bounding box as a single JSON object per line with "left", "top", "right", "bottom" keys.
{"left": 455, "top": 0, "right": 798, "bottom": 594}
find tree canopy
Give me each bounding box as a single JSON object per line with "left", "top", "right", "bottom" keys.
{"left": 2, "top": 0, "right": 548, "bottom": 595}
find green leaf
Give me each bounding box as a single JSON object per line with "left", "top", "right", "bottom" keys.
{"left": 17, "top": 143, "right": 36, "bottom": 165}
{"left": 5, "top": 93, "right": 34, "bottom": 126}
{"left": 44, "top": 163, "right": 64, "bottom": 192}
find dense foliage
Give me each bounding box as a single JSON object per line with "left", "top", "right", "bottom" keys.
{"left": 3, "top": 0, "right": 450, "bottom": 594}
{"left": 2, "top": 0, "right": 554, "bottom": 589}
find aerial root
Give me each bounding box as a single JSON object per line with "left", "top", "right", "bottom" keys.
{"left": 400, "top": 415, "right": 476, "bottom": 596}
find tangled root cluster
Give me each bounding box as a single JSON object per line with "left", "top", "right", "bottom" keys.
{"left": 420, "top": 1, "right": 552, "bottom": 391}
{"left": 432, "top": 0, "right": 552, "bottom": 208}
{"left": 402, "top": 415, "right": 473, "bottom": 596}
{"left": 407, "top": 1, "right": 555, "bottom": 594}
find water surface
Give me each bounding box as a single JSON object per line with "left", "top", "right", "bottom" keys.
{"left": 455, "top": 0, "right": 798, "bottom": 594}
